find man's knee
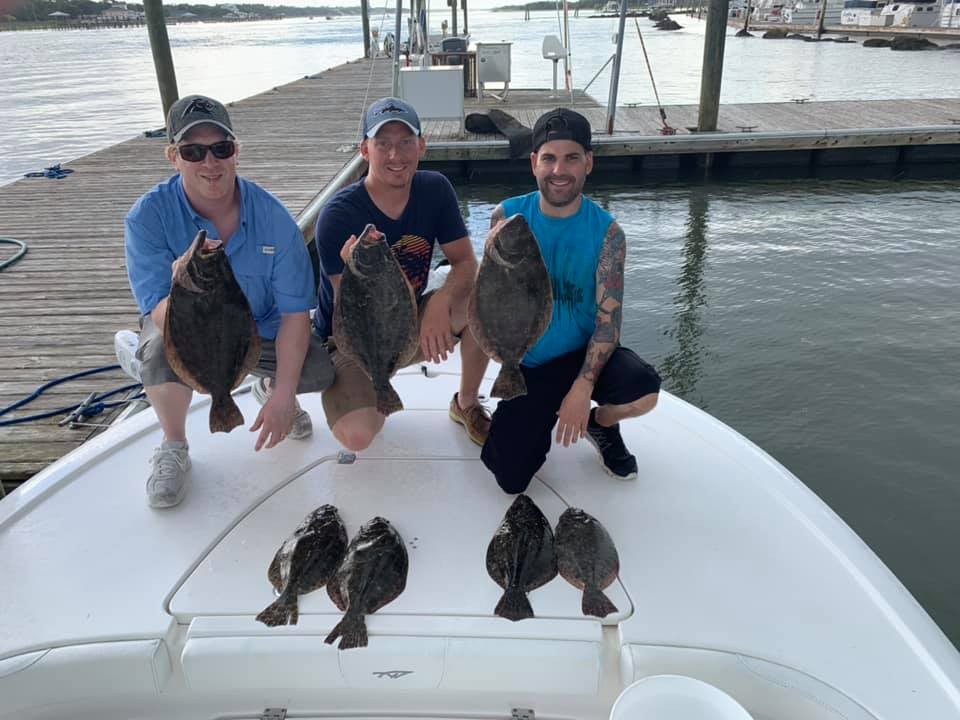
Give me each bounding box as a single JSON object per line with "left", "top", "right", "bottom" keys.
{"left": 331, "top": 409, "right": 384, "bottom": 452}
{"left": 481, "top": 442, "right": 539, "bottom": 495}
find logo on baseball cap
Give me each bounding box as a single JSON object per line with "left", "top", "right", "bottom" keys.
{"left": 166, "top": 95, "right": 235, "bottom": 144}
{"left": 363, "top": 97, "right": 422, "bottom": 138}
{"left": 531, "top": 108, "right": 593, "bottom": 153}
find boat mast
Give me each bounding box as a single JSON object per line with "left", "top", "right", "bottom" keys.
{"left": 393, "top": 0, "right": 403, "bottom": 96}
{"left": 605, "top": 0, "right": 629, "bottom": 134}
{"left": 562, "top": 0, "right": 573, "bottom": 96}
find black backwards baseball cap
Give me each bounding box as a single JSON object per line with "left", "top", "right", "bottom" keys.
{"left": 363, "top": 97, "right": 422, "bottom": 138}
{"left": 531, "top": 108, "right": 593, "bottom": 153}
{"left": 166, "top": 94, "right": 235, "bottom": 143}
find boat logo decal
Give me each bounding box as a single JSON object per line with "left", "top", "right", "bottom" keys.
{"left": 372, "top": 670, "right": 414, "bottom": 679}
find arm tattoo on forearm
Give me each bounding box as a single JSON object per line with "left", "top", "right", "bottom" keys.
{"left": 580, "top": 222, "right": 626, "bottom": 384}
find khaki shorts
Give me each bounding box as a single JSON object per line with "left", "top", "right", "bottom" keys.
{"left": 321, "top": 291, "right": 460, "bottom": 428}
{"left": 137, "top": 314, "right": 334, "bottom": 393}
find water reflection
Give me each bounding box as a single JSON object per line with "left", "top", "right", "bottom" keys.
{"left": 659, "top": 189, "right": 710, "bottom": 405}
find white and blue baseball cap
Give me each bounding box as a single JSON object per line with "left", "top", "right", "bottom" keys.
{"left": 363, "top": 97, "right": 422, "bottom": 138}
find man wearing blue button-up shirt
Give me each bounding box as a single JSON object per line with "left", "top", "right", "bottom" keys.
{"left": 123, "top": 95, "right": 333, "bottom": 509}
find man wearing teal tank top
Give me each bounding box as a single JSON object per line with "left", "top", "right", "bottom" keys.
{"left": 479, "top": 109, "right": 661, "bottom": 494}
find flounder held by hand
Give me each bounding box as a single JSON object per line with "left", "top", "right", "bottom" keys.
{"left": 332, "top": 224, "right": 419, "bottom": 416}
{"left": 468, "top": 214, "right": 553, "bottom": 401}
{"left": 486, "top": 494, "right": 558, "bottom": 621}
{"left": 555, "top": 507, "right": 620, "bottom": 618}
{"left": 325, "top": 516, "right": 409, "bottom": 650}
{"left": 164, "top": 229, "right": 260, "bottom": 433}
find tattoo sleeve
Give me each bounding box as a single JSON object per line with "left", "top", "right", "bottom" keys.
{"left": 579, "top": 221, "right": 625, "bottom": 384}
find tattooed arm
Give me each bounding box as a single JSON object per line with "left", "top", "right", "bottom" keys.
{"left": 555, "top": 220, "right": 625, "bottom": 446}
{"left": 581, "top": 220, "right": 624, "bottom": 382}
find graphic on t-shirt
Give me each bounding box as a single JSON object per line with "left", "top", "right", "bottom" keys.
{"left": 391, "top": 234, "right": 433, "bottom": 293}
{"left": 552, "top": 276, "right": 586, "bottom": 320}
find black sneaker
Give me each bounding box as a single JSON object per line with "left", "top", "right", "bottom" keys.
{"left": 586, "top": 408, "right": 638, "bottom": 480}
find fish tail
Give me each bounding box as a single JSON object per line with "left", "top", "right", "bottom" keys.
{"left": 491, "top": 365, "right": 527, "bottom": 401}
{"left": 582, "top": 584, "right": 618, "bottom": 618}
{"left": 209, "top": 394, "right": 244, "bottom": 433}
{"left": 495, "top": 586, "right": 534, "bottom": 622}
{"left": 255, "top": 590, "right": 299, "bottom": 627}
{"left": 324, "top": 611, "right": 369, "bottom": 649}
{"left": 374, "top": 383, "right": 404, "bottom": 416}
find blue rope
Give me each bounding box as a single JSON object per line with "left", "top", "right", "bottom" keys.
{"left": 23, "top": 164, "right": 74, "bottom": 180}
{"left": 0, "top": 365, "right": 144, "bottom": 427}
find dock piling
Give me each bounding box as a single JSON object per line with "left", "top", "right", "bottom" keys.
{"left": 144, "top": 0, "right": 179, "bottom": 122}
{"left": 697, "top": 0, "right": 731, "bottom": 132}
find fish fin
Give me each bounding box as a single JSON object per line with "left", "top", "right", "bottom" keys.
{"left": 375, "top": 383, "right": 404, "bottom": 416}
{"left": 324, "top": 612, "right": 368, "bottom": 649}
{"left": 255, "top": 591, "right": 299, "bottom": 627}
{"left": 582, "top": 585, "right": 618, "bottom": 618}
{"left": 209, "top": 394, "right": 244, "bottom": 433}
{"left": 490, "top": 365, "right": 527, "bottom": 401}
{"left": 494, "top": 587, "right": 534, "bottom": 622}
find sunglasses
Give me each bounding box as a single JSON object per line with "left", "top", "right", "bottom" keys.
{"left": 177, "top": 140, "right": 237, "bottom": 163}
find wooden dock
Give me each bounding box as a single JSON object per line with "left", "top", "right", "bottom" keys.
{"left": 3, "top": 56, "right": 960, "bottom": 488}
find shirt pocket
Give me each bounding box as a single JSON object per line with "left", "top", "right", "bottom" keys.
{"left": 230, "top": 250, "right": 276, "bottom": 323}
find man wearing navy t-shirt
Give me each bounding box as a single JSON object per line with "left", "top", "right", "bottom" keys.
{"left": 314, "top": 97, "right": 491, "bottom": 451}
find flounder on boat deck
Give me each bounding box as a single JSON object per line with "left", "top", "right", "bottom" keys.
{"left": 325, "top": 516, "right": 409, "bottom": 650}
{"left": 468, "top": 214, "right": 552, "bottom": 400}
{"left": 163, "top": 229, "right": 260, "bottom": 433}
{"left": 332, "top": 224, "right": 419, "bottom": 416}
{"left": 257, "top": 505, "right": 348, "bottom": 627}
{"left": 486, "top": 494, "right": 557, "bottom": 621}
{"left": 555, "top": 507, "right": 620, "bottom": 618}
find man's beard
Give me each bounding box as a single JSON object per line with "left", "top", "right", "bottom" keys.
{"left": 538, "top": 175, "right": 582, "bottom": 207}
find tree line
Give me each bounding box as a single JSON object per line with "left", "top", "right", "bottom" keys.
{"left": 3, "top": 1, "right": 363, "bottom": 23}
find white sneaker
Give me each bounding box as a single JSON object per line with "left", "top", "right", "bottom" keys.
{"left": 114, "top": 330, "right": 142, "bottom": 383}
{"left": 251, "top": 377, "right": 313, "bottom": 440}
{"left": 146, "top": 441, "right": 191, "bottom": 509}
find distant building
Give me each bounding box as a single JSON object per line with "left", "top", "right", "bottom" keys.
{"left": 101, "top": 4, "right": 144, "bottom": 20}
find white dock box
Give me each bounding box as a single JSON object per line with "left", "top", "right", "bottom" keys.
{"left": 476, "top": 42, "right": 511, "bottom": 84}
{"left": 399, "top": 66, "right": 464, "bottom": 124}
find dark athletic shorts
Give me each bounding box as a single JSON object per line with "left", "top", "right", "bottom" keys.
{"left": 480, "top": 345, "right": 661, "bottom": 494}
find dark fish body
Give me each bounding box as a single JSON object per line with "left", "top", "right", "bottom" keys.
{"left": 325, "top": 516, "right": 409, "bottom": 650}
{"left": 257, "top": 505, "right": 348, "bottom": 627}
{"left": 332, "top": 224, "right": 419, "bottom": 416}
{"left": 555, "top": 508, "right": 620, "bottom": 618}
{"left": 486, "top": 494, "right": 558, "bottom": 621}
{"left": 468, "top": 214, "right": 553, "bottom": 401}
{"left": 164, "top": 229, "right": 260, "bottom": 433}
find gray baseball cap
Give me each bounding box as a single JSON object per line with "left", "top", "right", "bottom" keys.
{"left": 166, "top": 94, "right": 235, "bottom": 143}
{"left": 363, "top": 97, "right": 422, "bottom": 138}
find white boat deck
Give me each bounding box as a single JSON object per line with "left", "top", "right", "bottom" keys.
{"left": 2, "top": 355, "right": 960, "bottom": 719}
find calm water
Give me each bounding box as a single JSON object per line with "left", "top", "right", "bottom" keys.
{"left": 452, "top": 177, "right": 960, "bottom": 648}
{"left": 4, "top": 11, "right": 960, "bottom": 646}
{"left": 3, "top": 9, "right": 960, "bottom": 183}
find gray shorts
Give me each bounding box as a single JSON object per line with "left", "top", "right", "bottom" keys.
{"left": 137, "top": 314, "right": 334, "bottom": 393}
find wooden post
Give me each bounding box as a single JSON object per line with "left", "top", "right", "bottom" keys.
{"left": 361, "top": 0, "right": 371, "bottom": 58}
{"left": 463, "top": 0, "right": 468, "bottom": 34}
{"left": 816, "top": 0, "right": 827, "bottom": 39}
{"left": 143, "top": 0, "right": 178, "bottom": 122}
{"left": 742, "top": 1, "right": 751, "bottom": 32}
{"left": 451, "top": 0, "right": 457, "bottom": 37}
{"left": 697, "top": 0, "right": 731, "bottom": 132}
